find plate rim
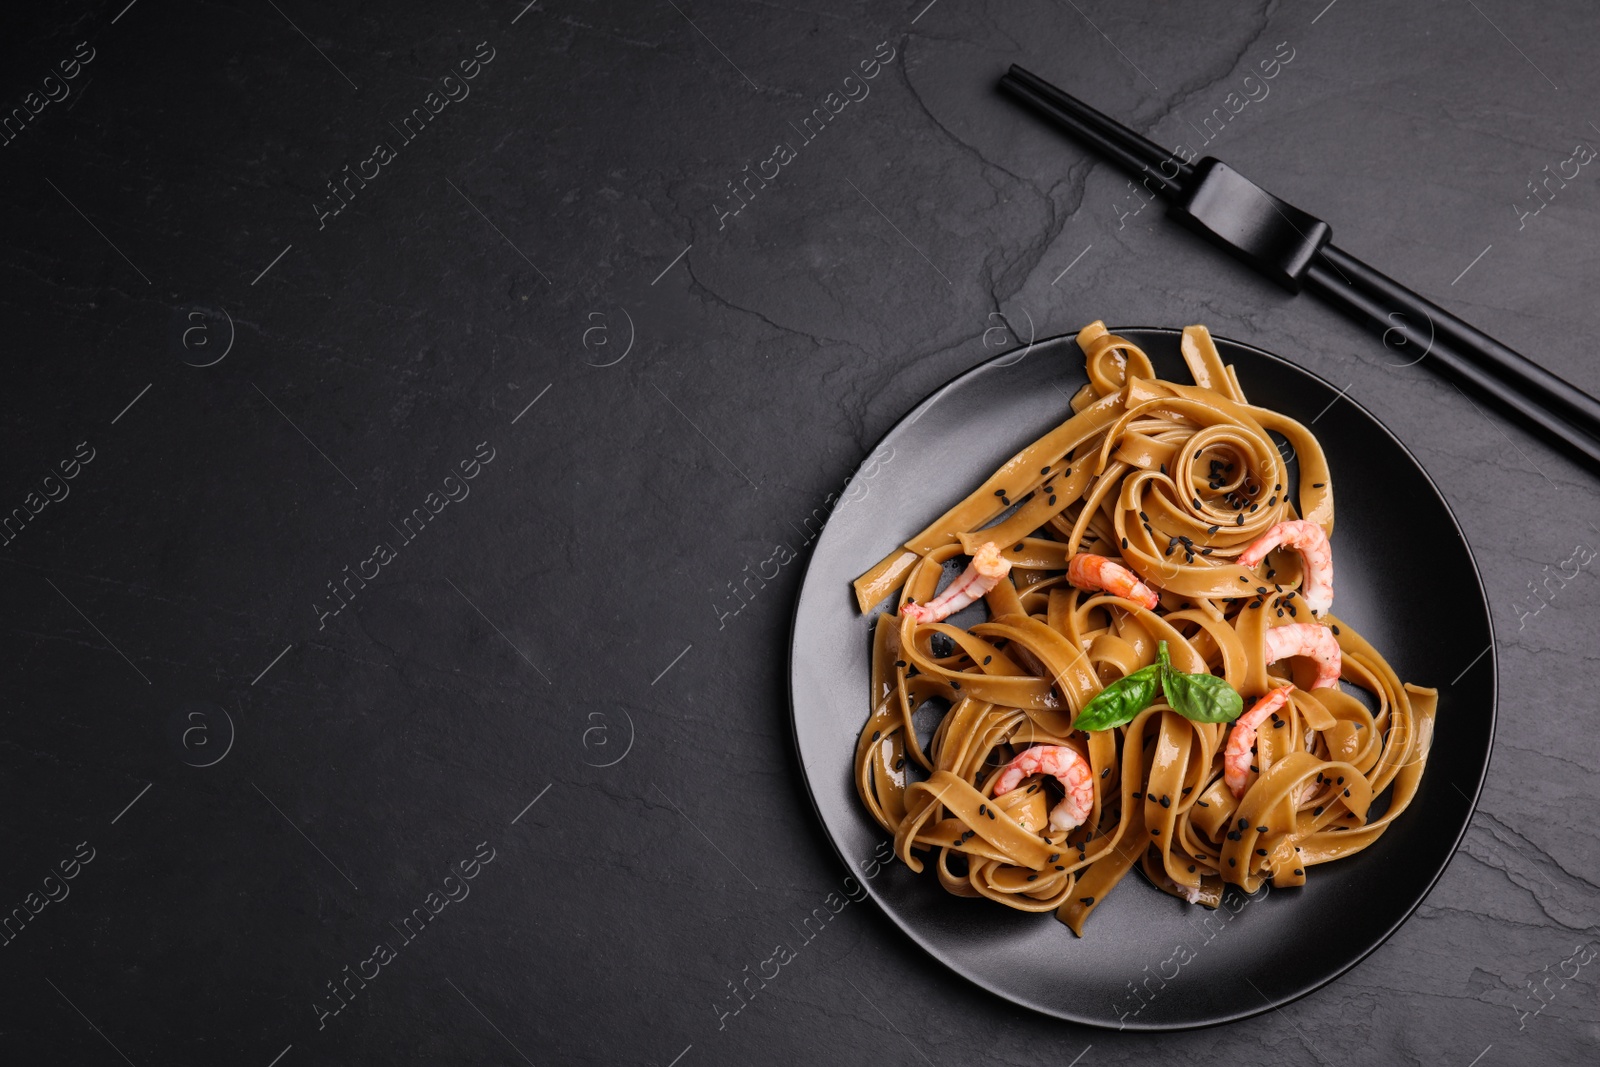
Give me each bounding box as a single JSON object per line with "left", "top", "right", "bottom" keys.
{"left": 786, "top": 326, "right": 1498, "bottom": 1030}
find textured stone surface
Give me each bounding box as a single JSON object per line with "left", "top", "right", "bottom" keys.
{"left": 1, "top": 1, "right": 1596, "bottom": 1064}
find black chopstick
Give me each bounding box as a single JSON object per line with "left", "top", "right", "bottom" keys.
{"left": 1001, "top": 64, "right": 1600, "bottom": 470}
{"left": 1001, "top": 66, "right": 1191, "bottom": 187}
{"left": 997, "top": 75, "right": 1179, "bottom": 194}
{"left": 1318, "top": 245, "right": 1600, "bottom": 439}
{"left": 1302, "top": 259, "right": 1600, "bottom": 467}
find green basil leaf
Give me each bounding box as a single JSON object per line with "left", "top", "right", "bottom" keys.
{"left": 1163, "top": 668, "right": 1245, "bottom": 724}
{"left": 1071, "top": 663, "right": 1161, "bottom": 732}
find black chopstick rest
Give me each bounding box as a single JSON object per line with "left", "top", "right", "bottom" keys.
{"left": 1168, "top": 159, "right": 1331, "bottom": 292}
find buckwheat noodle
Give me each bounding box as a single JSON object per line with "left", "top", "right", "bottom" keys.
{"left": 852, "top": 322, "right": 1437, "bottom": 934}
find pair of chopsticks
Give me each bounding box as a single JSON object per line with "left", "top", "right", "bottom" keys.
{"left": 1000, "top": 64, "right": 1600, "bottom": 470}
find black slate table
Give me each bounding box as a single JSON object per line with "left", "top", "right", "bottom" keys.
{"left": 3, "top": 2, "right": 1597, "bottom": 1064}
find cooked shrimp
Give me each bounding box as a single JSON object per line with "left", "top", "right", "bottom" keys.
{"left": 1224, "top": 686, "right": 1293, "bottom": 798}
{"left": 902, "top": 542, "right": 1011, "bottom": 624}
{"left": 1067, "top": 553, "right": 1159, "bottom": 610}
{"left": 1238, "top": 519, "right": 1333, "bottom": 615}
{"left": 1264, "top": 622, "right": 1341, "bottom": 690}
{"left": 993, "top": 744, "right": 1095, "bottom": 832}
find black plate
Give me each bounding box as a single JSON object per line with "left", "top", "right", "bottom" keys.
{"left": 789, "top": 328, "right": 1495, "bottom": 1029}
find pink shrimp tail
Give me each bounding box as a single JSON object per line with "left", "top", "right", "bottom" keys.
{"left": 1223, "top": 686, "right": 1292, "bottom": 798}
{"left": 1263, "top": 623, "right": 1341, "bottom": 690}
{"left": 1066, "top": 553, "right": 1160, "bottom": 610}
{"left": 901, "top": 542, "right": 1011, "bottom": 624}
{"left": 1238, "top": 519, "right": 1334, "bottom": 614}
{"left": 993, "top": 744, "right": 1095, "bottom": 832}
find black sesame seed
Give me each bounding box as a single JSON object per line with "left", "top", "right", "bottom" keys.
{"left": 1195, "top": 450, "right": 1202, "bottom": 458}
{"left": 1312, "top": 482, "right": 1324, "bottom": 488}
{"left": 1152, "top": 828, "right": 1160, "bottom": 836}
{"left": 1140, "top": 511, "right": 1149, "bottom": 520}
{"left": 983, "top": 656, "right": 992, "bottom": 665}
{"left": 1257, "top": 826, "right": 1269, "bottom": 833}
{"left": 1208, "top": 524, "right": 1220, "bottom": 535}
{"left": 951, "top": 681, "right": 961, "bottom": 690}
{"left": 1331, "top": 625, "right": 1341, "bottom": 635}
{"left": 1273, "top": 718, "right": 1285, "bottom": 727}
{"left": 1014, "top": 543, "right": 1024, "bottom": 551}
{"left": 1182, "top": 787, "right": 1192, "bottom": 795}
{"left": 1250, "top": 601, "right": 1263, "bottom": 609}
{"left": 994, "top": 489, "right": 1005, "bottom": 497}
{"left": 1267, "top": 496, "right": 1277, "bottom": 506}
{"left": 1227, "top": 831, "right": 1242, "bottom": 841}
{"left": 1048, "top": 495, "right": 1057, "bottom": 506}
{"left": 1228, "top": 858, "right": 1236, "bottom": 867}
{"left": 1293, "top": 868, "right": 1303, "bottom": 876}
{"left": 1131, "top": 791, "right": 1143, "bottom": 799}
{"left": 1026, "top": 874, "right": 1037, "bottom": 881}
{"left": 1080, "top": 896, "right": 1095, "bottom": 905}
{"left": 1256, "top": 848, "right": 1268, "bottom": 856}
{"left": 1249, "top": 503, "right": 1258, "bottom": 512}
{"left": 1041, "top": 466, "right": 1051, "bottom": 475}
{"left": 1159, "top": 795, "right": 1171, "bottom": 808}
{"left": 1257, "top": 587, "right": 1269, "bottom": 594}
{"left": 1313, "top": 806, "right": 1324, "bottom": 816}
{"left": 1336, "top": 776, "right": 1344, "bottom": 784}
{"left": 1196, "top": 800, "right": 1210, "bottom": 808}
{"left": 1239, "top": 817, "right": 1249, "bottom": 829}
{"left": 1100, "top": 767, "right": 1111, "bottom": 779}
{"left": 895, "top": 757, "right": 905, "bottom": 770}
{"left": 1237, "top": 515, "right": 1245, "bottom": 526}
{"left": 1001, "top": 497, "right": 1011, "bottom": 506}
{"left": 1048, "top": 853, "right": 1060, "bottom": 862}
{"left": 1343, "top": 788, "right": 1351, "bottom": 797}
{"left": 1276, "top": 608, "right": 1284, "bottom": 617}
{"left": 1188, "top": 865, "right": 1196, "bottom": 873}
{"left": 1193, "top": 497, "right": 1203, "bottom": 508}
{"left": 894, "top": 660, "right": 906, "bottom": 668}
{"left": 978, "top": 804, "right": 986, "bottom": 815}
{"left": 871, "top": 730, "right": 880, "bottom": 741}
{"left": 1055, "top": 865, "right": 1065, "bottom": 871}
{"left": 1239, "top": 576, "right": 1251, "bottom": 583}
{"left": 1288, "top": 604, "right": 1297, "bottom": 617}
{"left": 1122, "top": 537, "right": 1129, "bottom": 549}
